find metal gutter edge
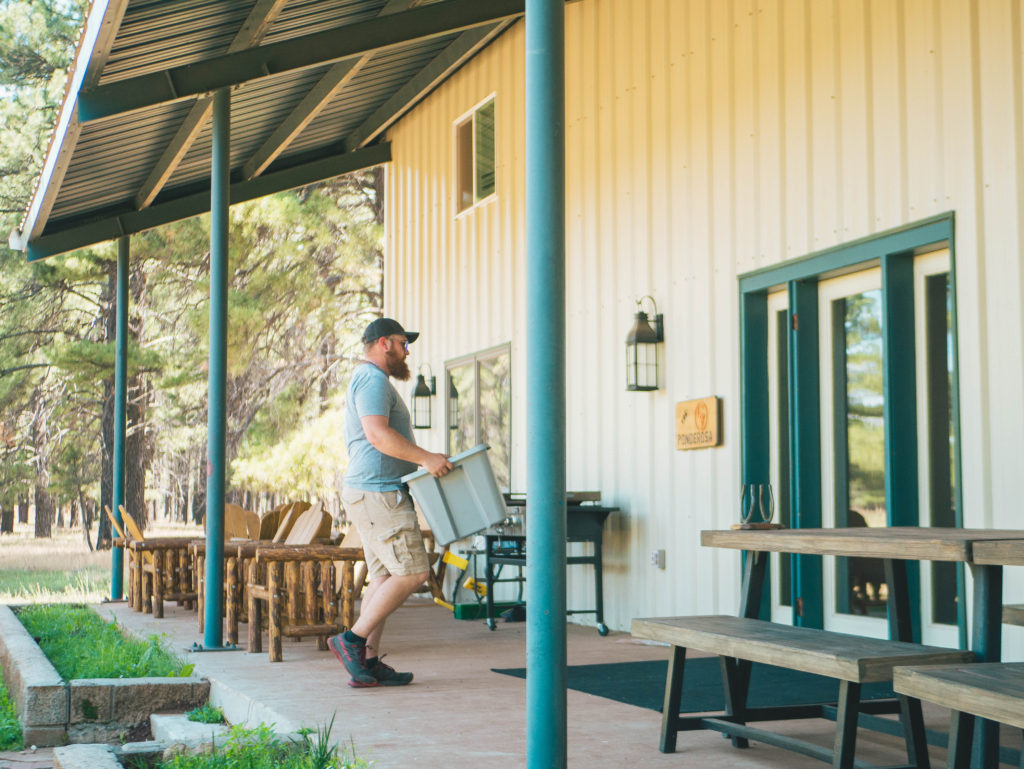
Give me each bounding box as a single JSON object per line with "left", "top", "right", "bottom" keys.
{"left": 18, "top": 0, "right": 129, "bottom": 246}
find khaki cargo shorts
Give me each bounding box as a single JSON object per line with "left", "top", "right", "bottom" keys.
{"left": 341, "top": 486, "right": 430, "bottom": 579}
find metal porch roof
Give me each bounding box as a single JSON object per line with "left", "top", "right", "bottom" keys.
{"left": 11, "top": 0, "right": 523, "bottom": 261}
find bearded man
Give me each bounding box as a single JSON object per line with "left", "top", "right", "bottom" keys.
{"left": 330, "top": 318, "right": 452, "bottom": 688}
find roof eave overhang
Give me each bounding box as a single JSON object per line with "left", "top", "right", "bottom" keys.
{"left": 14, "top": 0, "right": 130, "bottom": 249}
{"left": 24, "top": 142, "right": 391, "bottom": 262}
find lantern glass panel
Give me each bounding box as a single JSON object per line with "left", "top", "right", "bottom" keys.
{"left": 413, "top": 395, "right": 431, "bottom": 429}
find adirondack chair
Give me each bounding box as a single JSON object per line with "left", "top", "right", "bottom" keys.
{"left": 225, "top": 503, "right": 260, "bottom": 540}
{"left": 116, "top": 505, "right": 197, "bottom": 617}
{"left": 105, "top": 505, "right": 139, "bottom": 608}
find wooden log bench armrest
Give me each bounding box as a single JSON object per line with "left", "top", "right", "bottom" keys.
{"left": 631, "top": 615, "right": 975, "bottom": 769}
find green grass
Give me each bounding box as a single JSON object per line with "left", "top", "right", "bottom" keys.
{"left": 16, "top": 604, "right": 191, "bottom": 680}
{"left": 0, "top": 567, "right": 111, "bottom": 605}
{"left": 158, "top": 720, "right": 372, "bottom": 769}
{"left": 186, "top": 704, "right": 225, "bottom": 724}
{"left": 0, "top": 673, "right": 23, "bottom": 751}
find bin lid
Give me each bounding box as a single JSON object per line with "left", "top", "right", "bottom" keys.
{"left": 400, "top": 443, "right": 490, "bottom": 484}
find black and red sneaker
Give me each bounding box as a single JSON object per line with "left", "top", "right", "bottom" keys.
{"left": 328, "top": 634, "right": 377, "bottom": 687}
{"left": 369, "top": 655, "right": 413, "bottom": 686}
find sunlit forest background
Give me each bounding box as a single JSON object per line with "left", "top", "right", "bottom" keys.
{"left": 0, "top": 0, "right": 384, "bottom": 547}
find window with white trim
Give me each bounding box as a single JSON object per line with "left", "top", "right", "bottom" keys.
{"left": 455, "top": 98, "right": 496, "bottom": 213}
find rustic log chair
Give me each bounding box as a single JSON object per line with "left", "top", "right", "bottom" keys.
{"left": 243, "top": 501, "right": 352, "bottom": 660}
{"left": 246, "top": 543, "right": 363, "bottom": 662}
{"left": 194, "top": 500, "right": 311, "bottom": 636}
{"left": 117, "top": 506, "right": 197, "bottom": 617}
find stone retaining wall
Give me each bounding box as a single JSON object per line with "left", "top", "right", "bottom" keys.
{"left": 0, "top": 605, "right": 208, "bottom": 746}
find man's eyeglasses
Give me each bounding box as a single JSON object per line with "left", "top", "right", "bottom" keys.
{"left": 388, "top": 336, "right": 409, "bottom": 352}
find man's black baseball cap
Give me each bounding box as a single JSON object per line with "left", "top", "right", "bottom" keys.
{"left": 361, "top": 317, "right": 419, "bottom": 345}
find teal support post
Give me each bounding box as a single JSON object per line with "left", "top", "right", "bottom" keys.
{"left": 525, "top": 0, "right": 566, "bottom": 767}
{"left": 110, "top": 235, "right": 129, "bottom": 600}
{"left": 203, "top": 87, "right": 230, "bottom": 648}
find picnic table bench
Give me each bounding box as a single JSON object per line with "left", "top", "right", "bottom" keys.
{"left": 632, "top": 615, "right": 973, "bottom": 769}
{"left": 894, "top": 663, "right": 1024, "bottom": 769}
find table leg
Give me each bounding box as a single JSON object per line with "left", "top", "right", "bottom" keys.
{"left": 660, "top": 645, "right": 686, "bottom": 753}
{"left": 720, "top": 656, "right": 751, "bottom": 749}
{"left": 969, "top": 563, "right": 1002, "bottom": 769}
{"left": 884, "top": 559, "right": 914, "bottom": 642}
{"left": 485, "top": 538, "right": 497, "bottom": 631}
{"left": 739, "top": 550, "right": 768, "bottom": 619}
{"left": 594, "top": 535, "right": 607, "bottom": 635}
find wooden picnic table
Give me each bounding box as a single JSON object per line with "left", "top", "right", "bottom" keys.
{"left": 702, "top": 526, "right": 1024, "bottom": 769}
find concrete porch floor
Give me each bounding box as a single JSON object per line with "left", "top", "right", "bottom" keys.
{"left": 97, "top": 598, "right": 964, "bottom": 769}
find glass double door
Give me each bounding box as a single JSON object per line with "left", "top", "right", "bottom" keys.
{"left": 767, "top": 251, "right": 957, "bottom": 645}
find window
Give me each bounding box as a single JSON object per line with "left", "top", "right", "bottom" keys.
{"left": 740, "top": 215, "right": 962, "bottom": 646}
{"left": 455, "top": 98, "right": 496, "bottom": 213}
{"left": 446, "top": 344, "right": 511, "bottom": 490}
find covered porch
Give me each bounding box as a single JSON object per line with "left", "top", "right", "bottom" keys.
{"left": 97, "top": 597, "right": 967, "bottom": 769}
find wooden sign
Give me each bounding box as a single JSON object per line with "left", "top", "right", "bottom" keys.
{"left": 676, "top": 397, "right": 721, "bottom": 450}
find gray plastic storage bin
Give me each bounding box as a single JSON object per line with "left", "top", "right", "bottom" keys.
{"left": 401, "top": 444, "right": 507, "bottom": 545}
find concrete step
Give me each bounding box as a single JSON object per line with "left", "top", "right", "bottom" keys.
{"left": 52, "top": 744, "right": 119, "bottom": 769}
{"left": 150, "top": 714, "right": 230, "bottom": 752}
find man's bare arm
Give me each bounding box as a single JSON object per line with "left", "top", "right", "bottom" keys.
{"left": 361, "top": 414, "right": 453, "bottom": 477}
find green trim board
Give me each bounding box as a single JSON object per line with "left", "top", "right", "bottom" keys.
{"left": 738, "top": 214, "right": 957, "bottom": 639}
{"left": 739, "top": 213, "right": 955, "bottom": 293}
{"left": 789, "top": 279, "right": 823, "bottom": 628}
{"left": 881, "top": 252, "right": 922, "bottom": 641}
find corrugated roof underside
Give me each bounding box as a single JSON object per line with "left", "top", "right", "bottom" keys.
{"left": 174, "top": 67, "right": 333, "bottom": 182}
{"left": 99, "top": 0, "right": 389, "bottom": 85}
{"left": 50, "top": 101, "right": 196, "bottom": 219}
{"left": 289, "top": 38, "right": 453, "bottom": 153}
{"left": 39, "top": 0, "right": 495, "bottom": 231}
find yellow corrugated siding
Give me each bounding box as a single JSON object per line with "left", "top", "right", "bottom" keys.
{"left": 385, "top": 0, "right": 1024, "bottom": 633}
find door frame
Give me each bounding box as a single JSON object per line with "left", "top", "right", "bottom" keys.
{"left": 738, "top": 212, "right": 964, "bottom": 644}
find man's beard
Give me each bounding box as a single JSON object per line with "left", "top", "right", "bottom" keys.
{"left": 386, "top": 350, "right": 411, "bottom": 381}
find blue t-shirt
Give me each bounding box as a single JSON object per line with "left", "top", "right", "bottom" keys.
{"left": 344, "top": 363, "right": 418, "bottom": 491}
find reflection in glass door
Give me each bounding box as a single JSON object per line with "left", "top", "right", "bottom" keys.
{"left": 820, "top": 269, "right": 888, "bottom": 635}
{"left": 446, "top": 345, "right": 512, "bottom": 491}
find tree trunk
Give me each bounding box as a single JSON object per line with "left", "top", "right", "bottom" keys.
{"left": 34, "top": 484, "right": 53, "bottom": 538}
{"left": 80, "top": 493, "right": 94, "bottom": 552}
{"left": 55, "top": 504, "right": 64, "bottom": 529}
{"left": 191, "top": 451, "right": 206, "bottom": 526}
{"left": 126, "top": 376, "right": 147, "bottom": 532}
{"left": 0, "top": 504, "right": 13, "bottom": 534}
{"left": 17, "top": 495, "right": 28, "bottom": 524}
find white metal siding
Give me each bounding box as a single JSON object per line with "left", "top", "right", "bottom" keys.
{"left": 384, "top": 0, "right": 1024, "bottom": 639}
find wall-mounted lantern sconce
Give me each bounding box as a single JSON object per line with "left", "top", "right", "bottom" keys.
{"left": 626, "top": 295, "right": 664, "bottom": 391}
{"left": 447, "top": 373, "right": 459, "bottom": 430}
{"left": 412, "top": 364, "right": 436, "bottom": 429}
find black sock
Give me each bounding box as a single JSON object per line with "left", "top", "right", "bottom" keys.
{"left": 366, "top": 656, "right": 379, "bottom": 667}
{"left": 343, "top": 629, "right": 366, "bottom": 644}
